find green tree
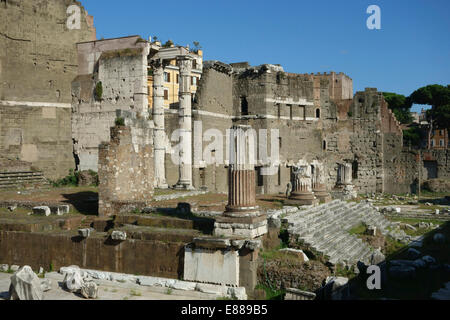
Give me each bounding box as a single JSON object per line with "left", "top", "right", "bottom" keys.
{"left": 409, "top": 84, "right": 450, "bottom": 129}
{"left": 192, "top": 41, "right": 202, "bottom": 52}
{"left": 402, "top": 126, "right": 423, "bottom": 147}
{"left": 383, "top": 92, "right": 413, "bottom": 124}
{"left": 162, "top": 40, "right": 174, "bottom": 48}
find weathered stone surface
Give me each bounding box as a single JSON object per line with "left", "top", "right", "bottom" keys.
{"left": 170, "top": 280, "right": 197, "bottom": 291}
{"left": 195, "top": 283, "right": 228, "bottom": 296}
{"left": 0, "top": 0, "right": 96, "bottom": 180}
{"left": 8, "top": 205, "right": 17, "bottom": 212}
{"left": 279, "top": 248, "right": 309, "bottom": 262}
{"left": 184, "top": 245, "right": 239, "bottom": 286}
{"left": 9, "top": 266, "right": 43, "bottom": 300}
{"left": 32, "top": 206, "right": 51, "bottom": 216}
{"left": 285, "top": 288, "right": 316, "bottom": 300}
{"left": 55, "top": 205, "right": 70, "bottom": 216}
{"left": 369, "top": 249, "right": 385, "bottom": 265}
{"left": 59, "top": 265, "right": 82, "bottom": 276}
{"left": 63, "top": 269, "right": 84, "bottom": 293}
{"left": 98, "top": 123, "right": 154, "bottom": 217}
{"left": 77, "top": 171, "right": 99, "bottom": 187}
{"left": 111, "top": 231, "right": 127, "bottom": 241}
{"left": 10, "top": 265, "right": 20, "bottom": 272}
{"left": 40, "top": 279, "right": 52, "bottom": 292}
{"left": 78, "top": 228, "right": 94, "bottom": 238}
{"left": 0, "top": 264, "right": 9, "bottom": 272}
{"left": 81, "top": 281, "right": 98, "bottom": 299}
{"left": 227, "top": 287, "right": 248, "bottom": 300}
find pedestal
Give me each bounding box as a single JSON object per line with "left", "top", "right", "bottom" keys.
{"left": 313, "top": 183, "right": 332, "bottom": 203}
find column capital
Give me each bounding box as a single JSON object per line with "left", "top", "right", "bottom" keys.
{"left": 176, "top": 55, "right": 193, "bottom": 75}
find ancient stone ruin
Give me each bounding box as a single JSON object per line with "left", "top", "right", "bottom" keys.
{"left": 0, "top": 0, "right": 449, "bottom": 302}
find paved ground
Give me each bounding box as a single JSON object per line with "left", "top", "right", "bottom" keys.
{"left": 0, "top": 272, "right": 216, "bottom": 300}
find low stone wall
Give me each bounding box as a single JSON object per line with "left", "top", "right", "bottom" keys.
{"left": 0, "top": 231, "right": 184, "bottom": 279}
{"left": 257, "top": 259, "right": 330, "bottom": 293}
{"left": 423, "top": 179, "right": 450, "bottom": 193}
{"left": 153, "top": 191, "right": 208, "bottom": 202}
{"left": 98, "top": 123, "right": 154, "bottom": 217}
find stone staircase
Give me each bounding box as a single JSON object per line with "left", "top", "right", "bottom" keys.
{"left": 282, "top": 200, "right": 408, "bottom": 266}
{"left": 0, "top": 171, "right": 48, "bottom": 189}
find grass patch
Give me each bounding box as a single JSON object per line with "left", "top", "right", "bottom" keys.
{"left": 334, "top": 264, "right": 357, "bottom": 279}
{"left": 129, "top": 289, "right": 141, "bottom": 296}
{"left": 166, "top": 288, "right": 173, "bottom": 295}
{"left": 348, "top": 223, "right": 367, "bottom": 236}
{"left": 384, "top": 237, "right": 407, "bottom": 257}
{"left": 254, "top": 284, "right": 285, "bottom": 300}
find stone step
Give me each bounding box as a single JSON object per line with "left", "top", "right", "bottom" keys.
{"left": 315, "top": 233, "right": 348, "bottom": 252}
{"left": 289, "top": 202, "right": 342, "bottom": 221}
{"left": 326, "top": 237, "right": 361, "bottom": 260}
{"left": 346, "top": 242, "right": 369, "bottom": 262}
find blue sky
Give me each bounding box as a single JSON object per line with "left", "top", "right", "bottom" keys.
{"left": 82, "top": 0, "right": 449, "bottom": 112}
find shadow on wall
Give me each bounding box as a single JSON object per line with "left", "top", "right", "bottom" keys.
{"left": 62, "top": 191, "right": 98, "bottom": 216}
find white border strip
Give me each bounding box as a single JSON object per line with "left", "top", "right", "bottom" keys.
{"left": 265, "top": 97, "right": 314, "bottom": 106}
{"left": 0, "top": 100, "right": 72, "bottom": 108}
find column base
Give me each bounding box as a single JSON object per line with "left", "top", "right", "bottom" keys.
{"left": 313, "top": 186, "right": 332, "bottom": 204}
{"left": 332, "top": 184, "right": 357, "bottom": 200}
{"left": 174, "top": 181, "right": 195, "bottom": 190}
{"left": 286, "top": 191, "right": 319, "bottom": 206}
{"left": 156, "top": 183, "right": 169, "bottom": 189}
{"left": 214, "top": 212, "right": 267, "bottom": 240}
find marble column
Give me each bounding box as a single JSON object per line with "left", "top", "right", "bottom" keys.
{"left": 337, "top": 163, "right": 352, "bottom": 186}
{"left": 174, "top": 55, "right": 194, "bottom": 190}
{"left": 151, "top": 59, "right": 168, "bottom": 189}
{"left": 312, "top": 163, "right": 332, "bottom": 203}
{"left": 336, "top": 163, "right": 357, "bottom": 199}
{"left": 214, "top": 125, "right": 267, "bottom": 239}
{"left": 225, "top": 125, "right": 257, "bottom": 214}
{"left": 287, "top": 165, "right": 319, "bottom": 206}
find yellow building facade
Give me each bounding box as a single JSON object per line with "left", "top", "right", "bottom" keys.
{"left": 148, "top": 49, "right": 203, "bottom": 109}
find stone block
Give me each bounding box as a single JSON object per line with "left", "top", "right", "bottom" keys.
{"left": 32, "top": 206, "right": 51, "bottom": 216}
{"left": 111, "top": 231, "right": 127, "bottom": 241}
{"left": 9, "top": 266, "right": 43, "bottom": 300}
{"left": 10, "top": 265, "right": 20, "bottom": 272}
{"left": 78, "top": 228, "right": 94, "bottom": 238}
{"left": 184, "top": 246, "right": 239, "bottom": 286}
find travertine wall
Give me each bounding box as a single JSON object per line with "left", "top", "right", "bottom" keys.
{"left": 72, "top": 36, "right": 150, "bottom": 171}
{"left": 0, "top": 0, "right": 95, "bottom": 179}
{"left": 98, "top": 116, "right": 154, "bottom": 216}
{"left": 0, "top": 231, "right": 184, "bottom": 279}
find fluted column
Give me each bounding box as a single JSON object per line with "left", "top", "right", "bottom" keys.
{"left": 312, "top": 163, "right": 332, "bottom": 203}
{"left": 337, "top": 163, "right": 352, "bottom": 186}
{"left": 225, "top": 125, "right": 258, "bottom": 213}
{"left": 214, "top": 125, "right": 267, "bottom": 239}
{"left": 151, "top": 60, "right": 168, "bottom": 188}
{"left": 174, "top": 55, "right": 193, "bottom": 190}
{"left": 287, "top": 165, "right": 319, "bottom": 206}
